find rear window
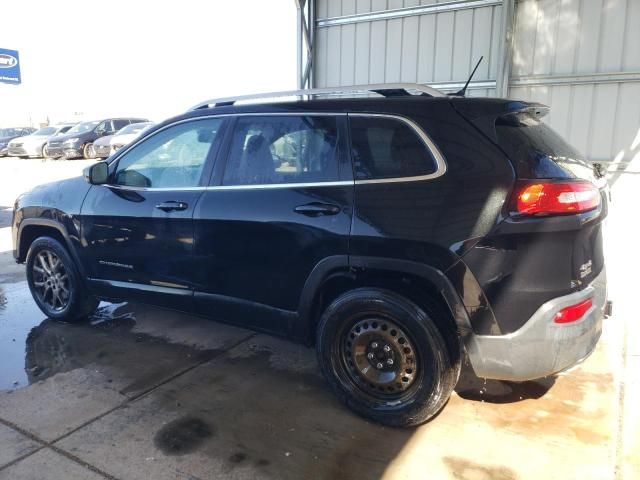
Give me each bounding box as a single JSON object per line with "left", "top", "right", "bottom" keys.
{"left": 495, "top": 113, "right": 594, "bottom": 180}
{"left": 349, "top": 116, "right": 437, "bottom": 181}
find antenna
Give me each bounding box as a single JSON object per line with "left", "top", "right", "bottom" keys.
{"left": 452, "top": 56, "right": 484, "bottom": 97}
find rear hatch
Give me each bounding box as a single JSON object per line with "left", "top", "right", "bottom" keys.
{"left": 451, "top": 98, "right": 607, "bottom": 333}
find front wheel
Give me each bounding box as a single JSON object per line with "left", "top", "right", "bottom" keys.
{"left": 83, "top": 143, "right": 95, "bottom": 159}
{"left": 316, "top": 288, "right": 459, "bottom": 427}
{"left": 26, "top": 237, "right": 99, "bottom": 322}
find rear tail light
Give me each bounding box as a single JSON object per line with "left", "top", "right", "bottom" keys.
{"left": 554, "top": 298, "right": 593, "bottom": 324}
{"left": 511, "top": 180, "right": 601, "bottom": 216}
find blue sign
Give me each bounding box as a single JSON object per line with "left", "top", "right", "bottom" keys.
{"left": 0, "top": 48, "right": 21, "bottom": 85}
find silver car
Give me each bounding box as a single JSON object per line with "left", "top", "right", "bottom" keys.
{"left": 8, "top": 124, "right": 76, "bottom": 158}
{"left": 109, "top": 122, "right": 154, "bottom": 154}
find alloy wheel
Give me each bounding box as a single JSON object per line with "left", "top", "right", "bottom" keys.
{"left": 31, "top": 250, "right": 71, "bottom": 312}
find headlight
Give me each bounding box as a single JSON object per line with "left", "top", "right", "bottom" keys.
{"left": 63, "top": 138, "right": 80, "bottom": 145}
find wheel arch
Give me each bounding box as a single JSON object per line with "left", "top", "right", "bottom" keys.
{"left": 17, "top": 219, "right": 87, "bottom": 278}
{"left": 297, "top": 255, "right": 473, "bottom": 349}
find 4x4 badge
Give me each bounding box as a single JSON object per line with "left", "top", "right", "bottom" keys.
{"left": 579, "top": 260, "right": 592, "bottom": 279}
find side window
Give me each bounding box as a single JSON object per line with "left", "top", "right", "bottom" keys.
{"left": 349, "top": 116, "right": 437, "bottom": 180}
{"left": 113, "top": 118, "right": 223, "bottom": 188}
{"left": 222, "top": 116, "right": 340, "bottom": 186}
{"left": 113, "top": 119, "right": 129, "bottom": 131}
{"left": 95, "top": 120, "right": 112, "bottom": 136}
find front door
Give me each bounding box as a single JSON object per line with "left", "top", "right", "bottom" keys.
{"left": 192, "top": 114, "right": 354, "bottom": 334}
{"left": 79, "top": 117, "right": 226, "bottom": 309}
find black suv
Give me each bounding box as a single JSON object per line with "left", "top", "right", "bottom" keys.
{"left": 45, "top": 117, "right": 149, "bottom": 159}
{"left": 11, "top": 84, "right": 609, "bottom": 427}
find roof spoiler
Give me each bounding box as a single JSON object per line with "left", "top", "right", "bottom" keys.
{"left": 451, "top": 99, "right": 550, "bottom": 143}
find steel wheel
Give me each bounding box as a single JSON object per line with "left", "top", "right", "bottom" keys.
{"left": 31, "top": 249, "right": 71, "bottom": 312}
{"left": 341, "top": 316, "right": 419, "bottom": 399}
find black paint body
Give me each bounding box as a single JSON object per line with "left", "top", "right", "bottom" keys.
{"left": 12, "top": 96, "right": 607, "bottom": 340}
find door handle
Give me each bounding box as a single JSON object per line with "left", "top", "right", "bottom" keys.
{"left": 155, "top": 201, "right": 188, "bottom": 212}
{"left": 294, "top": 202, "right": 341, "bottom": 217}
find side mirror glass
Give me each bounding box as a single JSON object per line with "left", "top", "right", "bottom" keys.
{"left": 83, "top": 161, "right": 109, "bottom": 185}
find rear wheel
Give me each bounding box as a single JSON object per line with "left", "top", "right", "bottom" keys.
{"left": 26, "top": 237, "right": 99, "bottom": 322}
{"left": 316, "top": 288, "right": 459, "bottom": 427}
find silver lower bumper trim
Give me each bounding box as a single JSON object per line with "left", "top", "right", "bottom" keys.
{"left": 465, "top": 268, "right": 607, "bottom": 381}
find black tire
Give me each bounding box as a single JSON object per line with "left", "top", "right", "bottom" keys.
{"left": 83, "top": 143, "right": 95, "bottom": 159}
{"left": 26, "top": 237, "right": 99, "bottom": 322}
{"left": 316, "top": 288, "right": 460, "bottom": 427}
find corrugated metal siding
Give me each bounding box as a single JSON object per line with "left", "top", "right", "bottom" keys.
{"left": 313, "top": 0, "right": 640, "bottom": 164}
{"left": 510, "top": 0, "right": 640, "bottom": 163}
{"left": 315, "top": 0, "right": 501, "bottom": 90}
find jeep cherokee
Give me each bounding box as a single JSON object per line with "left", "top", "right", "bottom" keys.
{"left": 11, "top": 84, "right": 609, "bottom": 427}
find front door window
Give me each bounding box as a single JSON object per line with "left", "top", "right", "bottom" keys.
{"left": 113, "top": 118, "right": 224, "bottom": 189}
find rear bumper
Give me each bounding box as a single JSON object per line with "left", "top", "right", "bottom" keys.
{"left": 466, "top": 268, "right": 607, "bottom": 381}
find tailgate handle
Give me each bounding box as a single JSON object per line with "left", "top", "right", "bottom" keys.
{"left": 294, "top": 202, "right": 341, "bottom": 216}
{"left": 155, "top": 201, "right": 188, "bottom": 212}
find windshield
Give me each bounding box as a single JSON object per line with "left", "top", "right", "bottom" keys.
{"left": 66, "top": 121, "right": 99, "bottom": 134}
{"left": 118, "top": 123, "right": 152, "bottom": 135}
{"left": 33, "top": 127, "right": 57, "bottom": 136}
{"left": 0, "top": 128, "right": 22, "bottom": 137}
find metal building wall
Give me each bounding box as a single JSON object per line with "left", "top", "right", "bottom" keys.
{"left": 510, "top": 0, "right": 640, "bottom": 165}
{"left": 314, "top": 0, "right": 503, "bottom": 97}
{"left": 311, "top": 0, "right": 640, "bottom": 164}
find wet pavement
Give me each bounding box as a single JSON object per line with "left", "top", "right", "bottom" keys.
{"left": 0, "top": 159, "right": 637, "bottom": 479}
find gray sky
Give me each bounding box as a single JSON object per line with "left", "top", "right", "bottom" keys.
{"left": 0, "top": 0, "right": 296, "bottom": 126}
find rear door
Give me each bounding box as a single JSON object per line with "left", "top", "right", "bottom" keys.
{"left": 192, "top": 114, "right": 353, "bottom": 334}
{"left": 79, "top": 117, "right": 226, "bottom": 309}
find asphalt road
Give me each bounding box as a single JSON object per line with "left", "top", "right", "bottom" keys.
{"left": 0, "top": 157, "right": 637, "bottom": 479}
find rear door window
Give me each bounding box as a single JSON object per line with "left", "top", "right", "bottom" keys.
{"left": 222, "top": 116, "right": 341, "bottom": 186}
{"left": 349, "top": 116, "right": 438, "bottom": 181}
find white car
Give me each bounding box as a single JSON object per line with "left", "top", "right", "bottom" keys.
{"left": 109, "top": 122, "right": 154, "bottom": 154}
{"left": 8, "top": 124, "right": 76, "bottom": 158}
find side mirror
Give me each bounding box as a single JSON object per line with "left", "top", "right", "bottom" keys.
{"left": 83, "top": 161, "right": 109, "bottom": 185}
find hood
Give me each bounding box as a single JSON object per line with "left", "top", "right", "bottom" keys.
{"left": 53, "top": 130, "right": 95, "bottom": 143}
{"left": 93, "top": 135, "right": 115, "bottom": 147}
{"left": 10, "top": 133, "right": 50, "bottom": 144}
{"left": 25, "top": 175, "right": 92, "bottom": 212}
{"left": 110, "top": 133, "right": 138, "bottom": 145}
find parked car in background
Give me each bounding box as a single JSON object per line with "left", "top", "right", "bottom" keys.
{"left": 8, "top": 124, "right": 76, "bottom": 158}
{"left": 0, "top": 127, "right": 36, "bottom": 156}
{"left": 109, "top": 122, "right": 154, "bottom": 154}
{"left": 46, "top": 117, "right": 149, "bottom": 159}
{"left": 90, "top": 134, "right": 115, "bottom": 159}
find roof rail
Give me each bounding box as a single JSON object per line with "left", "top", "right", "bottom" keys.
{"left": 189, "top": 83, "right": 445, "bottom": 110}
